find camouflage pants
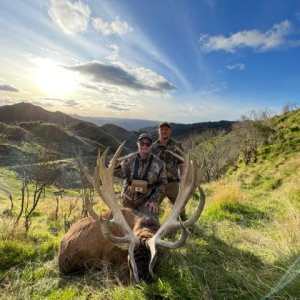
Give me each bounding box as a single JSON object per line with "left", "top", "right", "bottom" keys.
{"left": 159, "top": 182, "right": 186, "bottom": 219}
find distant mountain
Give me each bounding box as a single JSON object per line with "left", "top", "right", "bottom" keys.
{"left": 0, "top": 102, "right": 235, "bottom": 164}
{"left": 0, "top": 102, "right": 77, "bottom": 126}
{"left": 101, "top": 123, "right": 138, "bottom": 151}
{"left": 70, "top": 114, "right": 158, "bottom": 131}
{"left": 66, "top": 121, "right": 135, "bottom": 153}
{"left": 0, "top": 103, "right": 139, "bottom": 167}
{"left": 140, "top": 120, "right": 235, "bottom": 140}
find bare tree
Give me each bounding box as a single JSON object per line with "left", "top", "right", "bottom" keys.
{"left": 54, "top": 189, "right": 64, "bottom": 220}
{"left": 232, "top": 109, "right": 274, "bottom": 165}
{"left": 282, "top": 102, "right": 298, "bottom": 114}
{"left": 14, "top": 147, "right": 60, "bottom": 232}
{"left": 61, "top": 196, "right": 80, "bottom": 231}
{"left": 182, "top": 129, "right": 238, "bottom": 182}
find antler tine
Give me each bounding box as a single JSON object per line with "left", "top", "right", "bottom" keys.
{"left": 182, "top": 184, "right": 205, "bottom": 228}
{"left": 161, "top": 147, "right": 197, "bottom": 229}
{"left": 165, "top": 149, "right": 185, "bottom": 162}
{"left": 147, "top": 151, "right": 205, "bottom": 276}
{"left": 116, "top": 153, "right": 136, "bottom": 163}
{"left": 83, "top": 142, "right": 141, "bottom": 282}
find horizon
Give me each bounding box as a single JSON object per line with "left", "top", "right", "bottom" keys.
{"left": 0, "top": 0, "right": 300, "bottom": 123}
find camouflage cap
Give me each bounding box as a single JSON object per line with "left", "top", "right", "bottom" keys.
{"left": 158, "top": 121, "right": 171, "bottom": 128}
{"left": 138, "top": 133, "right": 153, "bottom": 143}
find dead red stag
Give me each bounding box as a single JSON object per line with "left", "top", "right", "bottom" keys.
{"left": 58, "top": 142, "right": 205, "bottom": 282}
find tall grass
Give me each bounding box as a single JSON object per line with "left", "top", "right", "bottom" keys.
{"left": 1, "top": 151, "right": 300, "bottom": 298}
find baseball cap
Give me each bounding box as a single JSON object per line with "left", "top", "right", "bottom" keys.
{"left": 158, "top": 121, "right": 171, "bottom": 128}
{"left": 138, "top": 133, "right": 153, "bottom": 143}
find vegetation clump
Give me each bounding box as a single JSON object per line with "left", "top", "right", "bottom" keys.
{"left": 0, "top": 107, "right": 299, "bottom": 299}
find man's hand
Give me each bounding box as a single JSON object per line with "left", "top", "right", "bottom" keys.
{"left": 145, "top": 201, "right": 158, "bottom": 213}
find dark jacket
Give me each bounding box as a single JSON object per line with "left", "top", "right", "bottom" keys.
{"left": 116, "top": 152, "right": 167, "bottom": 208}
{"left": 151, "top": 139, "right": 183, "bottom": 182}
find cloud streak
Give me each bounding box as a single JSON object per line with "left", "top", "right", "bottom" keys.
{"left": 92, "top": 17, "right": 133, "bottom": 36}
{"left": 199, "top": 20, "right": 296, "bottom": 53}
{"left": 48, "top": 0, "right": 91, "bottom": 35}
{"left": 0, "top": 84, "right": 20, "bottom": 92}
{"left": 226, "top": 63, "right": 245, "bottom": 71}
{"left": 63, "top": 61, "right": 175, "bottom": 93}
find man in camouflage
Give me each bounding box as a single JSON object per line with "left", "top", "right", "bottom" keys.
{"left": 115, "top": 133, "right": 167, "bottom": 220}
{"left": 151, "top": 122, "right": 186, "bottom": 219}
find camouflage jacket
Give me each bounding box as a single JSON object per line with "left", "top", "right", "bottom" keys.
{"left": 151, "top": 138, "right": 184, "bottom": 182}
{"left": 115, "top": 152, "right": 167, "bottom": 208}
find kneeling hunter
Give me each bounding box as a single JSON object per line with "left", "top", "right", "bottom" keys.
{"left": 114, "top": 133, "right": 167, "bottom": 220}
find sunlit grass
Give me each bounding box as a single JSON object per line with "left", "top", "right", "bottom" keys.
{"left": 1, "top": 155, "right": 300, "bottom": 298}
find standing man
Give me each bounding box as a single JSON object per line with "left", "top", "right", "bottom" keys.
{"left": 151, "top": 122, "right": 186, "bottom": 219}
{"left": 115, "top": 133, "right": 167, "bottom": 220}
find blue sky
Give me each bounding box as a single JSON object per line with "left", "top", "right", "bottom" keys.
{"left": 0, "top": 0, "right": 300, "bottom": 123}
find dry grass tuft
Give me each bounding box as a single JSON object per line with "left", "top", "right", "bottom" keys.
{"left": 207, "top": 180, "right": 245, "bottom": 206}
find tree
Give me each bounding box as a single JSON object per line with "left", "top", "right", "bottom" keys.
{"left": 182, "top": 129, "right": 239, "bottom": 182}
{"left": 282, "top": 102, "right": 298, "bottom": 114}
{"left": 14, "top": 147, "right": 61, "bottom": 232}
{"left": 232, "top": 110, "right": 274, "bottom": 165}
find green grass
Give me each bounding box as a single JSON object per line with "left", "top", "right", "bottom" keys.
{"left": 0, "top": 109, "right": 300, "bottom": 299}
{"left": 1, "top": 167, "right": 299, "bottom": 299}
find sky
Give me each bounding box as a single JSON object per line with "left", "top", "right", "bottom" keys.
{"left": 0, "top": 0, "right": 300, "bottom": 123}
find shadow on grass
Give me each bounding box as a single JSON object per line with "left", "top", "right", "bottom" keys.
{"left": 141, "top": 226, "right": 280, "bottom": 300}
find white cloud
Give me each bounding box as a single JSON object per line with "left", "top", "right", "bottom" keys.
{"left": 48, "top": 0, "right": 91, "bottom": 35}
{"left": 199, "top": 20, "right": 294, "bottom": 53}
{"left": 92, "top": 16, "right": 132, "bottom": 36}
{"left": 0, "top": 83, "right": 20, "bottom": 92}
{"left": 106, "top": 44, "right": 119, "bottom": 61}
{"left": 63, "top": 60, "right": 175, "bottom": 93}
{"left": 226, "top": 63, "right": 245, "bottom": 71}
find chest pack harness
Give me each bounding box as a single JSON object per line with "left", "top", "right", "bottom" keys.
{"left": 133, "top": 153, "right": 154, "bottom": 181}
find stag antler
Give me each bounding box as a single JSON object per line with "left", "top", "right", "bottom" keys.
{"left": 147, "top": 147, "right": 205, "bottom": 278}
{"left": 83, "top": 142, "right": 141, "bottom": 282}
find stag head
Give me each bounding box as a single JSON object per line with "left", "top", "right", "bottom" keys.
{"left": 83, "top": 142, "right": 205, "bottom": 283}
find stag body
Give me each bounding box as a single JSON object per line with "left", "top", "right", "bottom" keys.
{"left": 58, "top": 143, "right": 205, "bottom": 282}
{"left": 59, "top": 208, "right": 159, "bottom": 280}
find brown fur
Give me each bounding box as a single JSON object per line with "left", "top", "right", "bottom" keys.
{"left": 58, "top": 208, "right": 159, "bottom": 274}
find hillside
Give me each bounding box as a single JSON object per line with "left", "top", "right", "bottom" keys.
{"left": 101, "top": 123, "right": 138, "bottom": 150}
{"left": 0, "top": 103, "right": 138, "bottom": 167}
{"left": 227, "top": 108, "right": 300, "bottom": 188}
{"left": 0, "top": 108, "right": 299, "bottom": 298}
{"left": 0, "top": 121, "right": 99, "bottom": 166}
{"left": 66, "top": 121, "right": 137, "bottom": 153}
{"left": 0, "top": 102, "right": 77, "bottom": 126}
{"left": 142, "top": 120, "right": 234, "bottom": 140}
{"left": 71, "top": 114, "right": 158, "bottom": 131}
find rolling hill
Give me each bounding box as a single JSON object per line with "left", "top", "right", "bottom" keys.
{"left": 141, "top": 120, "right": 234, "bottom": 140}
{"left": 0, "top": 102, "right": 77, "bottom": 126}
{"left": 0, "top": 103, "right": 139, "bottom": 167}
{"left": 0, "top": 108, "right": 299, "bottom": 299}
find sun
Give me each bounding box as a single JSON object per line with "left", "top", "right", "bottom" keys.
{"left": 33, "top": 59, "right": 78, "bottom": 97}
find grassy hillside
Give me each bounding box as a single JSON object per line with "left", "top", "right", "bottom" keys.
{"left": 0, "top": 103, "right": 138, "bottom": 161}
{"left": 66, "top": 121, "right": 123, "bottom": 153}
{"left": 0, "top": 109, "right": 299, "bottom": 299}
{"left": 0, "top": 122, "right": 99, "bottom": 166}
{"left": 101, "top": 123, "right": 138, "bottom": 151}
{"left": 0, "top": 102, "right": 77, "bottom": 126}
